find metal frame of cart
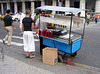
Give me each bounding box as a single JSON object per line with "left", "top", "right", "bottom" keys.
{"left": 36, "top": 6, "right": 86, "bottom": 62}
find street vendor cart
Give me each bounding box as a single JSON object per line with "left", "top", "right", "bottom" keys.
{"left": 37, "top": 6, "right": 86, "bottom": 62}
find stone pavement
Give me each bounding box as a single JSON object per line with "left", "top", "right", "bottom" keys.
{"left": 0, "top": 55, "right": 100, "bottom": 74}
{"left": 0, "top": 21, "right": 100, "bottom": 74}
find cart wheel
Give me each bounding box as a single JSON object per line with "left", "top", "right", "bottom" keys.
{"left": 71, "top": 52, "right": 77, "bottom": 57}
{"left": 58, "top": 55, "right": 63, "bottom": 63}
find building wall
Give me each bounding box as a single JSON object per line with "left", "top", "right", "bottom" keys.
{"left": 86, "top": 0, "right": 96, "bottom": 11}
{"left": 0, "top": 0, "right": 97, "bottom": 15}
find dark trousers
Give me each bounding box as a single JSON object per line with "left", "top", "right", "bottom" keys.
{"left": 95, "top": 18, "right": 98, "bottom": 23}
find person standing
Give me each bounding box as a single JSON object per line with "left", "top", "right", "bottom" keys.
{"left": 3, "top": 9, "right": 16, "bottom": 46}
{"left": 77, "top": 12, "right": 81, "bottom": 27}
{"left": 35, "top": 11, "right": 47, "bottom": 31}
{"left": 22, "top": 9, "right": 38, "bottom": 58}
{"left": 35, "top": 11, "right": 47, "bottom": 55}
{"left": 34, "top": 13, "right": 39, "bottom": 38}
{"left": 16, "top": 11, "right": 25, "bottom": 35}
{"left": 92, "top": 14, "right": 95, "bottom": 23}
{"left": 87, "top": 12, "right": 90, "bottom": 25}
{"left": 95, "top": 13, "right": 99, "bottom": 24}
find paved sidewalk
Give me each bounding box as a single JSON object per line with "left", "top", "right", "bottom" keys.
{"left": 0, "top": 55, "right": 100, "bottom": 74}
{"left": 0, "top": 21, "right": 100, "bottom": 74}
{"left": 0, "top": 55, "right": 54, "bottom": 74}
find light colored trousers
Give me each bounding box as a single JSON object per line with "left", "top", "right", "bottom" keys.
{"left": 23, "top": 31, "right": 35, "bottom": 52}
{"left": 20, "top": 23, "right": 22, "bottom": 32}
{"left": 3, "top": 26, "right": 13, "bottom": 45}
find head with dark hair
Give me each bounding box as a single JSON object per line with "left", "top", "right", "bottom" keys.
{"left": 6, "top": 9, "right": 11, "bottom": 14}
{"left": 41, "top": 10, "right": 45, "bottom": 13}
{"left": 41, "top": 10, "right": 45, "bottom": 16}
{"left": 18, "top": 10, "right": 22, "bottom": 15}
{"left": 36, "top": 12, "right": 39, "bottom": 15}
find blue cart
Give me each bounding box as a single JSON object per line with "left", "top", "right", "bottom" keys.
{"left": 37, "top": 6, "right": 86, "bottom": 62}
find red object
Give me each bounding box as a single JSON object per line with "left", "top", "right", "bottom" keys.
{"left": 41, "top": 31, "right": 43, "bottom": 36}
{"left": 67, "top": 58, "right": 71, "bottom": 65}
{"left": 43, "top": 29, "right": 45, "bottom": 36}
{"left": 43, "top": 29, "right": 47, "bottom": 36}
{"left": 48, "top": 31, "right": 50, "bottom": 37}
{"left": 46, "top": 31, "right": 49, "bottom": 37}
{"left": 50, "top": 31, "right": 53, "bottom": 38}
{"left": 4, "top": 13, "right": 6, "bottom": 15}
{"left": 45, "top": 30, "right": 47, "bottom": 36}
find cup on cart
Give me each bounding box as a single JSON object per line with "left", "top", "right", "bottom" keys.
{"left": 41, "top": 31, "right": 43, "bottom": 36}
{"left": 46, "top": 30, "right": 49, "bottom": 37}
{"left": 50, "top": 31, "right": 53, "bottom": 38}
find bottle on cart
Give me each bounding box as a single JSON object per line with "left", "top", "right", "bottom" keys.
{"left": 64, "top": 26, "right": 67, "bottom": 33}
{"left": 43, "top": 29, "right": 48, "bottom": 36}
{"left": 50, "top": 31, "right": 53, "bottom": 38}
{"left": 45, "top": 29, "right": 48, "bottom": 37}
{"left": 48, "top": 31, "right": 50, "bottom": 37}
{"left": 43, "top": 29, "right": 45, "bottom": 36}
{"left": 41, "top": 30, "right": 43, "bottom": 36}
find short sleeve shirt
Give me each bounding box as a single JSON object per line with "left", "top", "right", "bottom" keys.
{"left": 4, "top": 15, "right": 13, "bottom": 27}
{"left": 87, "top": 15, "right": 90, "bottom": 19}
{"left": 22, "top": 17, "right": 34, "bottom": 31}
{"left": 35, "top": 18, "right": 47, "bottom": 31}
{"left": 95, "top": 14, "right": 99, "bottom": 18}
{"left": 18, "top": 13, "right": 25, "bottom": 24}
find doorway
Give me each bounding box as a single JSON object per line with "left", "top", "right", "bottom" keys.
{"left": 74, "top": 2, "right": 80, "bottom": 8}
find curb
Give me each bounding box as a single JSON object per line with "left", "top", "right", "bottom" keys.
{"left": 71, "top": 62, "right": 100, "bottom": 72}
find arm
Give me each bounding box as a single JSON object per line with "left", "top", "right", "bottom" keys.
{"left": 34, "top": 17, "right": 36, "bottom": 22}
{"left": 16, "top": 18, "right": 20, "bottom": 23}
{"left": 22, "top": 23, "right": 24, "bottom": 32}
{"left": 12, "top": 22, "right": 16, "bottom": 30}
{"left": 32, "top": 23, "right": 38, "bottom": 29}
{"left": 35, "top": 18, "right": 39, "bottom": 29}
{"left": 4, "top": 21, "right": 6, "bottom": 30}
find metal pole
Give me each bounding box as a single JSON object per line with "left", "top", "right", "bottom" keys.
{"left": 69, "top": 13, "right": 73, "bottom": 53}
{"left": 39, "top": 13, "right": 40, "bottom": 35}
{"left": 69, "top": 13, "right": 73, "bottom": 44}
{"left": 82, "top": 0, "right": 86, "bottom": 39}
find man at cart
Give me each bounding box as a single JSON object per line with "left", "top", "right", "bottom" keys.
{"left": 35, "top": 11, "right": 48, "bottom": 54}
{"left": 35, "top": 11, "right": 47, "bottom": 35}
{"left": 36, "top": 6, "right": 85, "bottom": 58}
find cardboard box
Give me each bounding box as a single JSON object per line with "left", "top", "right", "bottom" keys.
{"left": 43, "top": 47, "right": 58, "bottom": 65}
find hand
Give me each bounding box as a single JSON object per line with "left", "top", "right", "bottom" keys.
{"left": 14, "top": 27, "right": 16, "bottom": 31}
{"left": 16, "top": 21, "right": 18, "bottom": 23}
{"left": 4, "top": 27, "right": 6, "bottom": 30}
{"left": 35, "top": 25, "right": 38, "bottom": 29}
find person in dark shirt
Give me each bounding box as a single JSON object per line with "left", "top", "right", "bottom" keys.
{"left": 3, "top": 9, "right": 16, "bottom": 46}
{"left": 22, "top": 9, "right": 38, "bottom": 58}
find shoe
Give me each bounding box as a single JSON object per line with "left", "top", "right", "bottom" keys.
{"left": 36, "top": 34, "right": 39, "bottom": 38}
{"left": 7, "top": 44, "right": 11, "bottom": 46}
{"left": 25, "top": 55, "right": 30, "bottom": 58}
{"left": 30, "top": 55, "right": 35, "bottom": 59}
{"left": 2, "top": 40, "right": 5, "bottom": 44}
{"left": 20, "top": 32, "right": 23, "bottom": 35}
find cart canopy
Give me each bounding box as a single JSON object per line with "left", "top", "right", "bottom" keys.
{"left": 37, "top": 5, "right": 83, "bottom": 14}
{"left": 37, "top": 6, "right": 85, "bottom": 27}
{"left": 40, "top": 16, "right": 84, "bottom": 27}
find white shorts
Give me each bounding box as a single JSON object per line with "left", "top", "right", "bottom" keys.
{"left": 20, "top": 23, "right": 22, "bottom": 31}
{"left": 23, "top": 31, "right": 35, "bottom": 52}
